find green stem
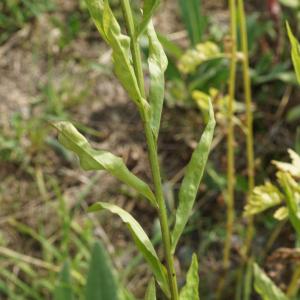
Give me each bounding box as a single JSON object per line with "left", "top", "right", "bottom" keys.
{"left": 120, "top": 0, "right": 145, "bottom": 97}
{"left": 237, "top": 0, "right": 255, "bottom": 259}
{"left": 120, "top": 1, "right": 179, "bottom": 299}
{"left": 223, "top": 0, "right": 237, "bottom": 271}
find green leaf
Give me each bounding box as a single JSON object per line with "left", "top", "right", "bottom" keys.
{"left": 145, "top": 278, "right": 156, "bottom": 300}
{"left": 85, "top": 241, "right": 119, "bottom": 300}
{"left": 85, "top": 0, "right": 144, "bottom": 107}
{"left": 272, "top": 149, "right": 300, "bottom": 178}
{"left": 277, "top": 171, "right": 300, "bottom": 235}
{"left": 54, "top": 122, "right": 156, "bottom": 206}
{"left": 171, "top": 99, "right": 215, "bottom": 252}
{"left": 253, "top": 263, "right": 288, "bottom": 300}
{"left": 179, "top": 254, "right": 199, "bottom": 300}
{"left": 88, "top": 202, "right": 170, "bottom": 297}
{"left": 147, "top": 21, "right": 168, "bottom": 139}
{"left": 273, "top": 206, "right": 288, "bottom": 221}
{"left": 286, "top": 22, "right": 300, "bottom": 84}
{"left": 54, "top": 261, "right": 73, "bottom": 300}
{"left": 177, "top": 0, "right": 205, "bottom": 45}
{"left": 138, "top": 0, "right": 160, "bottom": 37}
{"left": 243, "top": 182, "right": 283, "bottom": 217}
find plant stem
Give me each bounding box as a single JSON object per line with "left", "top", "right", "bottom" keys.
{"left": 237, "top": 0, "right": 255, "bottom": 260}
{"left": 120, "top": 1, "right": 179, "bottom": 298}
{"left": 144, "top": 122, "right": 179, "bottom": 300}
{"left": 223, "top": 0, "right": 237, "bottom": 272}
{"left": 120, "top": 0, "right": 145, "bottom": 97}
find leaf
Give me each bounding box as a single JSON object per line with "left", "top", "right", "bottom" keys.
{"left": 138, "top": 0, "right": 160, "bottom": 37}
{"left": 253, "top": 263, "right": 288, "bottom": 300}
{"left": 88, "top": 202, "right": 170, "bottom": 297}
{"left": 171, "top": 99, "right": 215, "bottom": 252}
{"left": 85, "top": 0, "right": 144, "bottom": 107}
{"left": 179, "top": 254, "right": 199, "bottom": 300}
{"left": 286, "top": 22, "right": 300, "bottom": 84}
{"left": 277, "top": 171, "right": 300, "bottom": 235}
{"left": 272, "top": 149, "right": 300, "bottom": 178}
{"left": 145, "top": 278, "right": 156, "bottom": 300}
{"left": 273, "top": 206, "right": 288, "bottom": 221}
{"left": 177, "top": 0, "right": 205, "bottom": 45}
{"left": 54, "top": 122, "right": 156, "bottom": 206}
{"left": 243, "top": 182, "right": 283, "bottom": 217}
{"left": 53, "top": 261, "right": 73, "bottom": 300}
{"left": 85, "top": 241, "right": 119, "bottom": 300}
{"left": 147, "top": 21, "right": 168, "bottom": 139}
{"left": 279, "top": 0, "right": 299, "bottom": 8}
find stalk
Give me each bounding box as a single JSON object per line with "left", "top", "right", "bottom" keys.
{"left": 217, "top": 2, "right": 237, "bottom": 298}
{"left": 236, "top": 2, "right": 255, "bottom": 299}
{"left": 223, "top": 0, "right": 237, "bottom": 272}
{"left": 120, "top": 1, "right": 179, "bottom": 298}
{"left": 237, "top": 0, "right": 255, "bottom": 259}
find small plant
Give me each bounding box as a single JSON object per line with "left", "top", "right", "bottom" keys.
{"left": 54, "top": 0, "right": 215, "bottom": 299}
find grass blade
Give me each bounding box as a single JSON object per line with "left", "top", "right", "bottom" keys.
{"left": 85, "top": 241, "right": 119, "bottom": 300}
{"left": 54, "top": 261, "right": 73, "bottom": 300}
{"left": 177, "top": 0, "right": 205, "bottom": 45}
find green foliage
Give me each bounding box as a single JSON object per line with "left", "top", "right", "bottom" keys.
{"left": 244, "top": 182, "right": 283, "bottom": 216}
{"left": 54, "top": 121, "right": 156, "bottom": 206}
{"left": 177, "top": 0, "right": 205, "bottom": 46}
{"left": 172, "top": 99, "right": 215, "bottom": 252}
{"left": 253, "top": 263, "right": 289, "bottom": 300}
{"left": 178, "top": 42, "right": 222, "bottom": 74}
{"left": 147, "top": 20, "right": 168, "bottom": 140}
{"left": 179, "top": 254, "right": 200, "bottom": 300}
{"left": 138, "top": 0, "right": 160, "bottom": 37}
{"left": 0, "top": 0, "right": 55, "bottom": 44}
{"left": 88, "top": 202, "right": 170, "bottom": 297}
{"left": 85, "top": 241, "right": 119, "bottom": 300}
{"left": 145, "top": 279, "right": 157, "bottom": 300}
{"left": 54, "top": 261, "right": 73, "bottom": 300}
{"left": 85, "top": 0, "right": 144, "bottom": 108}
{"left": 244, "top": 149, "right": 300, "bottom": 234}
{"left": 287, "top": 22, "right": 300, "bottom": 84}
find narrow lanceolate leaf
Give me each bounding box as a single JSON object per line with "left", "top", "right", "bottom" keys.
{"left": 172, "top": 99, "right": 215, "bottom": 252}
{"left": 253, "top": 263, "right": 288, "bottom": 300}
{"left": 85, "top": 241, "right": 119, "bottom": 300}
{"left": 88, "top": 202, "right": 170, "bottom": 298}
{"left": 138, "top": 0, "right": 160, "bottom": 37}
{"left": 54, "top": 122, "right": 156, "bottom": 206}
{"left": 85, "top": 0, "right": 144, "bottom": 106}
{"left": 145, "top": 278, "right": 156, "bottom": 300}
{"left": 286, "top": 22, "right": 300, "bottom": 84}
{"left": 54, "top": 261, "right": 73, "bottom": 300}
{"left": 179, "top": 254, "right": 200, "bottom": 300}
{"left": 147, "top": 21, "right": 168, "bottom": 139}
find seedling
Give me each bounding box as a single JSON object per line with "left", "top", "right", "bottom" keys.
{"left": 54, "top": 0, "right": 215, "bottom": 299}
